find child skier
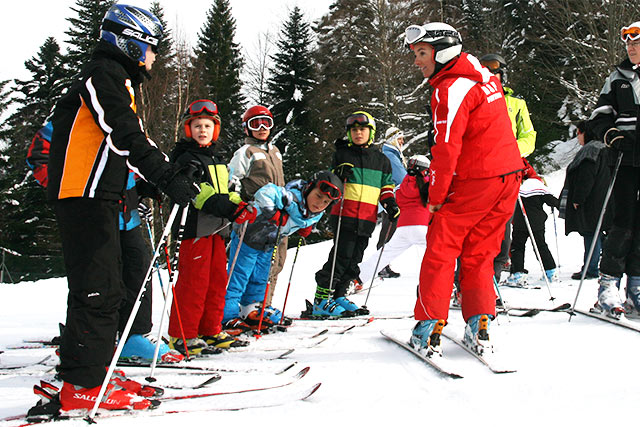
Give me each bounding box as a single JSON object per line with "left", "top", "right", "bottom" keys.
{"left": 506, "top": 159, "right": 559, "bottom": 287}
{"left": 227, "top": 105, "right": 287, "bottom": 329}
{"left": 222, "top": 171, "right": 344, "bottom": 331}
{"left": 167, "top": 99, "right": 257, "bottom": 356}
{"left": 311, "top": 111, "right": 398, "bottom": 317}
{"left": 358, "top": 155, "right": 431, "bottom": 285}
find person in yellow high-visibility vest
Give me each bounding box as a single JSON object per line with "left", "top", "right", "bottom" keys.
{"left": 480, "top": 53, "right": 537, "bottom": 283}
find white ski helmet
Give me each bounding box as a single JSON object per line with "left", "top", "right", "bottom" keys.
{"left": 407, "top": 155, "right": 430, "bottom": 172}
{"left": 404, "top": 22, "right": 462, "bottom": 68}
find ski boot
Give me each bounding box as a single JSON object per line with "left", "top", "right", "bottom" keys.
{"left": 222, "top": 318, "right": 253, "bottom": 336}
{"left": 378, "top": 265, "right": 400, "bottom": 279}
{"left": 201, "top": 332, "right": 244, "bottom": 349}
{"left": 410, "top": 319, "right": 446, "bottom": 356}
{"left": 624, "top": 276, "right": 640, "bottom": 320}
{"left": 120, "top": 333, "right": 184, "bottom": 363}
{"left": 544, "top": 268, "right": 558, "bottom": 283}
{"left": 169, "top": 337, "right": 222, "bottom": 357}
{"left": 463, "top": 314, "right": 493, "bottom": 356}
{"left": 594, "top": 274, "right": 625, "bottom": 319}
{"left": 28, "top": 381, "right": 62, "bottom": 422}
{"left": 311, "top": 298, "right": 353, "bottom": 318}
{"left": 334, "top": 296, "right": 370, "bottom": 315}
{"left": 112, "top": 368, "right": 163, "bottom": 398}
{"left": 505, "top": 272, "right": 529, "bottom": 288}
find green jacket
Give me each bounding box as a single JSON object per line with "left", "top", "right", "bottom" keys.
{"left": 504, "top": 86, "right": 536, "bottom": 157}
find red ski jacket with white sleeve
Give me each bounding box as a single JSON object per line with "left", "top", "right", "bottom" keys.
{"left": 427, "top": 52, "right": 522, "bottom": 206}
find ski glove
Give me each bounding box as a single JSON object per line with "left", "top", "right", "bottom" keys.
{"left": 269, "top": 210, "right": 289, "bottom": 227}
{"left": 156, "top": 165, "right": 200, "bottom": 207}
{"left": 333, "top": 163, "right": 354, "bottom": 182}
{"left": 137, "top": 202, "right": 153, "bottom": 223}
{"left": 232, "top": 202, "right": 257, "bottom": 224}
{"left": 297, "top": 226, "right": 312, "bottom": 237}
{"left": 381, "top": 198, "right": 400, "bottom": 222}
{"left": 604, "top": 127, "right": 632, "bottom": 151}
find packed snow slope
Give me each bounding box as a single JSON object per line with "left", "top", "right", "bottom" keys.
{"left": 1, "top": 167, "right": 638, "bottom": 426}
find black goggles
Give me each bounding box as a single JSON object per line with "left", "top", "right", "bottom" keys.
{"left": 346, "top": 113, "right": 371, "bottom": 129}
{"left": 317, "top": 180, "right": 342, "bottom": 201}
{"left": 188, "top": 100, "right": 219, "bottom": 116}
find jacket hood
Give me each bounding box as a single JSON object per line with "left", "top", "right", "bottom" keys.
{"left": 429, "top": 52, "right": 494, "bottom": 87}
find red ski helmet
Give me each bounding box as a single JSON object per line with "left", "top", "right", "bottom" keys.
{"left": 242, "top": 105, "right": 274, "bottom": 138}
{"left": 183, "top": 99, "right": 221, "bottom": 142}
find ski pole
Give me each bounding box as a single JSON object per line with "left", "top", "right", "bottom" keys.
{"left": 148, "top": 204, "right": 190, "bottom": 380}
{"left": 570, "top": 151, "right": 623, "bottom": 320}
{"left": 363, "top": 223, "right": 394, "bottom": 310}
{"left": 551, "top": 206, "right": 561, "bottom": 271}
{"left": 140, "top": 203, "right": 167, "bottom": 301}
{"left": 493, "top": 276, "right": 510, "bottom": 322}
{"left": 226, "top": 221, "right": 249, "bottom": 288}
{"left": 517, "top": 195, "right": 556, "bottom": 302}
{"left": 280, "top": 236, "right": 305, "bottom": 325}
{"left": 86, "top": 203, "right": 181, "bottom": 423}
{"left": 256, "top": 224, "right": 283, "bottom": 337}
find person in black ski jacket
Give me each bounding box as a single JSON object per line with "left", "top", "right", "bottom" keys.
{"left": 560, "top": 121, "right": 612, "bottom": 280}
{"left": 587, "top": 21, "right": 640, "bottom": 316}
{"left": 44, "top": 5, "right": 199, "bottom": 412}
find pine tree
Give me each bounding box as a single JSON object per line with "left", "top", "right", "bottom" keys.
{"left": 0, "top": 37, "right": 69, "bottom": 281}
{"left": 64, "top": 0, "right": 115, "bottom": 81}
{"left": 266, "top": 7, "right": 319, "bottom": 181}
{"left": 194, "top": 0, "right": 245, "bottom": 161}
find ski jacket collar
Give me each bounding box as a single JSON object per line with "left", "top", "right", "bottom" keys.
{"left": 429, "top": 52, "right": 493, "bottom": 88}
{"left": 244, "top": 136, "right": 273, "bottom": 149}
{"left": 171, "top": 138, "right": 216, "bottom": 159}
{"left": 617, "top": 58, "right": 640, "bottom": 79}
{"left": 335, "top": 137, "right": 369, "bottom": 150}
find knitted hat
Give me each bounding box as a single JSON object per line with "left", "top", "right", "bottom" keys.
{"left": 385, "top": 127, "right": 404, "bottom": 143}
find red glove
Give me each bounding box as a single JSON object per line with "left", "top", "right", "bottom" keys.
{"left": 297, "top": 226, "right": 312, "bottom": 237}
{"left": 233, "top": 202, "right": 257, "bottom": 224}
{"left": 269, "top": 210, "right": 289, "bottom": 226}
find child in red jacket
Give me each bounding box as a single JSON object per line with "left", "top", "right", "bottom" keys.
{"left": 359, "top": 155, "right": 431, "bottom": 285}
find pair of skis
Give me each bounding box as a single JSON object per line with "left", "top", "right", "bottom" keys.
{"left": 381, "top": 330, "right": 516, "bottom": 378}
{"left": 2, "top": 367, "right": 320, "bottom": 425}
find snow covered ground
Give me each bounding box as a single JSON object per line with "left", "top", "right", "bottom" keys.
{"left": 1, "top": 169, "right": 639, "bottom": 426}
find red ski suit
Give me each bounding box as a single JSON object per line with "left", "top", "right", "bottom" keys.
{"left": 415, "top": 53, "right": 522, "bottom": 322}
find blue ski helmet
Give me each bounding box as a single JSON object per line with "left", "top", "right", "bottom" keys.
{"left": 100, "top": 4, "right": 163, "bottom": 65}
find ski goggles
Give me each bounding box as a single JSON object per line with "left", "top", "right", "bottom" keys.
{"left": 404, "top": 24, "right": 459, "bottom": 46}
{"left": 187, "top": 99, "right": 219, "bottom": 116}
{"left": 316, "top": 180, "right": 342, "bottom": 200}
{"left": 246, "top": 115, "right": 274, "bottom": 131}
{"left": 345, "top": 113, "right": 372, "bottom": 129}
{"left": 480, "top": 59, "right": 502, "bottom": 73}
{"left": 621, "top": 25, "right": 640, "bottom": 42}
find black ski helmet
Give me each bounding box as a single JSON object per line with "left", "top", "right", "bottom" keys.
{"left": 480, "top": 53, "right": 507, "bottom": 82}
{"left": 304, "top": 170, "right": 344, "bottom": 209}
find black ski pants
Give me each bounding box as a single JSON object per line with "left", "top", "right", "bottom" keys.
{"left": 54, "top": 198, "right": 124, "bottom": 388}
{"left": 510, "top": 228, "right": 556, "bottom": 273}
{"left": 118, "top": 227, "right": 152, "bottom": 336}
{"left": 315, "top": 229, "right": 370, "bottom": 298}
{"left": 600, "top": 165, "right": 640, "bottom": 277}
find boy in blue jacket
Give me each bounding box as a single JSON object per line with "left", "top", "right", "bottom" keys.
{"left": 222, "top": 171, "right": 344, "bottom": 332}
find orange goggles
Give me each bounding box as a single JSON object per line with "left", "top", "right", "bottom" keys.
{"left": 480, "top": 59, "right": 502, "bottom": 72}
{"left": 621, "top": 25, "right": 640, "bottom": 42}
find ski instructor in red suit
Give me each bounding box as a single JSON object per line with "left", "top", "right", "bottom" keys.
{"left": 405, "top": 22, "right": 523, "bottom": 356}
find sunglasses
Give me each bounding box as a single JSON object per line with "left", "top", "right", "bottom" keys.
{"left": 346, "top": 113, "right": 371, "bottom": 128}
{"left": 481, "top": 59, "right": 502, "bottom": 72}
{"left": 247, "top": 115, "right": 274, "bottom": 131}
{"left": 317, "top": 180, "right": 342, "bottom": 201}
{"left": 621, "top": 25, "right": 640, "bottom": 42}
{"left": 188, "top": 99, "right": 219, "bottom": 116}
{"left": 404, "top": 24, "right": 459, "bottom": 46}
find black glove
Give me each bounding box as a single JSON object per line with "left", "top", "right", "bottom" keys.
{"left": 604, "top": 128, "right": 632, "bottom": 151}
{"left": 135, "top": 179, "right": 163, "bottom": 201}
{"left": 333, "top": 163, "right": 354, "bottom": 181}
{"left": 156, "top": 164, "right": 200, "bottom": 207}
{"left": 381, "top": 198, "right": 400, "bottom": 222}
